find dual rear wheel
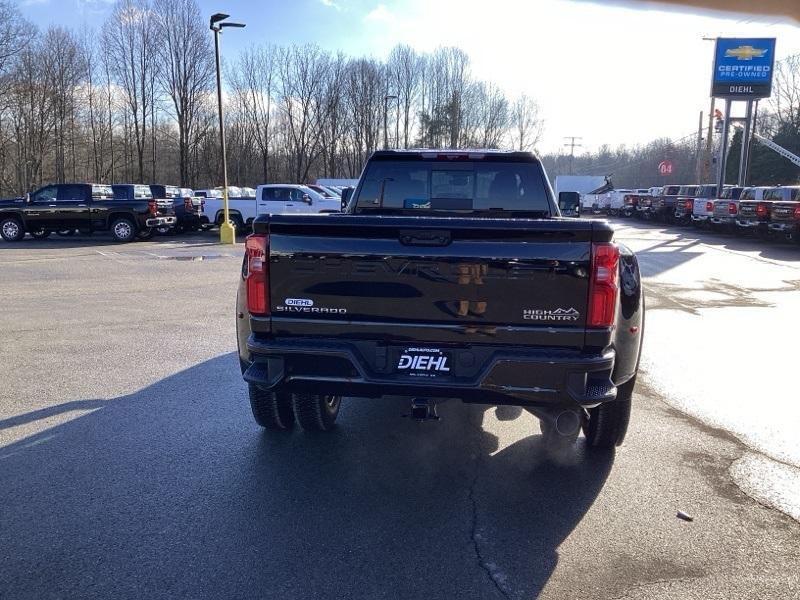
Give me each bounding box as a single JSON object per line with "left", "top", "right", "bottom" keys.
{"left": 247, "top": 385, "right": 341, "bottom": 432}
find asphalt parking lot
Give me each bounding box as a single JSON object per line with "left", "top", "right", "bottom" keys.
{"left": 1, "top": 226, "right": 799, "bottom": 600}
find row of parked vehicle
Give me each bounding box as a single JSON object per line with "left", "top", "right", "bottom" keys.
{"left": 0, "top": 182, "right": 348, "bottom": 243}
{"left": 584, "top": 184, "right": 800, "bottom": 245}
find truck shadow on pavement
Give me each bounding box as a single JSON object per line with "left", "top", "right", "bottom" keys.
{"left": 0, "top": 353, "right": 613, "bottom": 600}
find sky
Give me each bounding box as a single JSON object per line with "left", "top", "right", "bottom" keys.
{"left": 18, "top": 0, "right": 800, "bottom": 154}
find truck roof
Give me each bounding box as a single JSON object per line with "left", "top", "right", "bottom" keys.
{"left": 370, "top": 149, "right": 540, "bottom": 161}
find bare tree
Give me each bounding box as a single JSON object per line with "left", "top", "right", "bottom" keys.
{"left": 0, "top": 0, "right": 30, "bottom": 77}
{"left": 318, "top": 52, "right": 346, "bottom": 176}
{"left": 43, "top": 27, "right": 86, "bottom": 183}
{"left": 387, "top": 44, "right": 421, "bottom": 149}
{"left": 510, "top": 93, "right": 543, "bottom": 151}
{"left": 104, "top": 0, "right": 159, "bottom": 182}
{"left": 7, "top": 39, "right": 53, "bottom": 191}
{"left": 154, "top": 0, "right": 213, "bottom": 186}
{"left": 343, "top": 57, "right": 384, "bottom": 175}
{"left": 231, "top": 45, "right": 276, "bottom": 183}
{"left": 769, "top": 53, "right": 800, "bottom": 133}
{"left": 278, "top": 44, "right": 331, "bottom": 182}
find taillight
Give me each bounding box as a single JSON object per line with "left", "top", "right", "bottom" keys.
{"left": 794, "top": 205, "right": 800, "bottom": 220}
{"left": 245, "top": 234, "right": 269, "bottom": 315}
{"left": 728, "top": 202, "right": 737, "bottom": 215}
{"left": 756, "top": 202, "right": 768, "bottom": 218}
{"left": 183, "top": 197, "right": 193, "bottom": 211}
{"left": 148, "top": 200, "right": 158, "bottom": 216}
{"left": 588, "top": 243, "right": 620, "bottom": 328}
{"left": 706, "top": 201, "right": 713, "bottom": 213}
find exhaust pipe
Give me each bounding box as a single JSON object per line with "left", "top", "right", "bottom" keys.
{"left": 526, "top": 406, "right": 583, "bottom": 437}
{"left": 553, "top": 410, "right": 581, "bottom": 437}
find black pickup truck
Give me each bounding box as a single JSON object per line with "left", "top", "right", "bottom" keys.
{"left": 0, "top": 183, "right": 176, "bottom": 242}
{"left": 236, "top": 150, "right": 644, "bottom": 450}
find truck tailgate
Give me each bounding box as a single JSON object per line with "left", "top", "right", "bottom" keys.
{"left": 260, "top": 215, "right": 611, "bottom": 348}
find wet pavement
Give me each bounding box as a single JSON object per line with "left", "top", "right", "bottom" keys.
{"left": 0, "top": 226, "right": 798, "bottom": 599}
{"left": 612, "top": 219, "right": 800, "bottom": 521}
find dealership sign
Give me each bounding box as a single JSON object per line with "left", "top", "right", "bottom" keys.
{"left": 712, "top": 38, "right": 776, "bottom": 98}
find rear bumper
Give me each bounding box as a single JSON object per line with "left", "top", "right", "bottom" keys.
{"left": 768, "top": 222, "right": 797, "bottom": 233}
{"left": 243, "top": 336, "right": 619, "bottom": 407}
{"left": 691, "top": 214, "right": 710, "bottom": 222}
{"left": 735, "top": 218, "right": 763, "bottom": 229}
{"left": 177, "top": 213, "right": 202, "bottom": 226}
{"left": 710, "top": 216, "right": 735, "bottom": 226}
{"left": 145, "top": 216, "right": 177, "bottom": 227}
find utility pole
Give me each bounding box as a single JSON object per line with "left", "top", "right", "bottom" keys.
{"left": 695, "top": 110, "right": 704, "bottom": 182}
{"left": 701, "top": 37, "right": 716, "bottom": 183}
{"left": 703, "top": 101, "right": 715, "bottom": 182}
{"left": 745, "top": 100, "right": 759, "bottom": 187}
{"left": 563, "top": 136, "right": 582, "bottom": 175}
{"left": 716, "top": 99, "right": 732, "bottom": 193}
{"left": 737, "top": 101, "right": 754, "bottom": 187}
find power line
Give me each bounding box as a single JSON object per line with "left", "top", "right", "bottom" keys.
{"left": 569, "top": 129, "right": 703, "bottom": 177}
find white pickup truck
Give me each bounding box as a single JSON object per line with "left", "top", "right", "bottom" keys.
{"left": 198, "top": 184, "right": 340, "bottom": 230}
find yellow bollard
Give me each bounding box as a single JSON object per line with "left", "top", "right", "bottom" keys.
{"left": 219, "top": 220, "right": 236, "bottom": 244}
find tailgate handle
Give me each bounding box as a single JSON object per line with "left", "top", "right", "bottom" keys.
{"left": 399, "top": 229, "right": 451, "bottom": 247}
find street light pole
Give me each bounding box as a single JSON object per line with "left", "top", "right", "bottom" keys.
{"left": 210, "top": 13, "right": 245, "bottom": 245}
{"left": 384, "top": 95, "right": 397, "bottom": 150}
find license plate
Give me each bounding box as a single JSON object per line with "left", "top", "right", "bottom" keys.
{"left": 395, "top": 347, "right": 452, "bottom": 379}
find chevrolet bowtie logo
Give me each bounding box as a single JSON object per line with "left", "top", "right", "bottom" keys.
{"left": 725, "top": 45, "right": 768, "bottom": 60}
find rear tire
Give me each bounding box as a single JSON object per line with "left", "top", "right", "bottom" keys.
{"left": 0, "top": 217, "right": 24, "bottom": 242}
{"left": 293, "top": 393, "right": 341, "bottom": 432}
{"left": 110, "top": 217, "right": 136, "bottom": 243}
{"left": 583, "top": 377, "right": 634, "bottom": 449}
{"left": 231, "top": 214, "right": 245, "bottom": 235}
{"left": 248, "top": 384, "right": 294, "bottom": 430}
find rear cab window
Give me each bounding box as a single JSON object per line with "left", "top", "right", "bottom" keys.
{"left": 720, "top": 187, "right": 743, "bottom": 200}
{"left": 133, "top": 185, "right": 153, "bottom": 200}
{"left": 353, "top": 154, "right": 551, "bottom": 217}
{"left": 92, "top": 185, "right": 114, "bottom": 200}
{"left": 763, "top": 189, "right": 783, "bottom": 201}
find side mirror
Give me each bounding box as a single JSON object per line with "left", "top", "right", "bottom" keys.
{"left": 340, "top": 187, "right": 353, "bottom": 210}
{"left": 302, "top": 193, "right": 312, "bottom": 204}
{"left": 558, "top": 191, "right": 579, "bottom": 209}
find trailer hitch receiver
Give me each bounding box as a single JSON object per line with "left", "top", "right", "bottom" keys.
{"left": 404, "top": 398, "right": 440, "bottom": 422}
